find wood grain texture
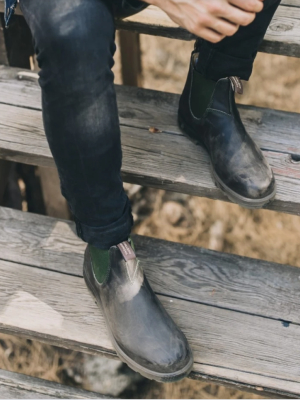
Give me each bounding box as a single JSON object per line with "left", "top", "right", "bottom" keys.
{"left": 1, "top": 258, "right": 300, "bottom": 397}
{"left": 0, "top": 369, "right": 110, "bottom": 399}
{"left": 1, "top": 206, "right": 300, "bottom": 325}
{"left": 0, "top": 67, "right": 300, "bottom": 215}
{"left": 1, "top": 207, "right": 300, "bottom": 396}
{"left": 1, "top": 2, "right": 300, "bottom": 57}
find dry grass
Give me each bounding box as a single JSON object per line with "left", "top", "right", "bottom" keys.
{"left": 133, "top": 189, "right": 300, "bottom": 267}
{"left": 135, "top": 379, "right": 265, "bottom": 399}
{"left": 0, "top": 333, "right": 83, "bottom": 385}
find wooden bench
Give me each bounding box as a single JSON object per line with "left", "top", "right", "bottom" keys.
{"left": 1, "top": 1, "right": 300, "bottom": 398}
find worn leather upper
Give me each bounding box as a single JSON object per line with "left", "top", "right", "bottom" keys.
{"left": 83, "top": 242, "right": 193, "bottom": 378}
{"left": 179, "top": 56, "right": 276, "bottom": 201}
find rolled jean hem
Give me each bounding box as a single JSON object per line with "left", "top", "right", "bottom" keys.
{"left": 75, "top": 207, "right": 133, "bottom": 250}
{"left": 196, "top": 40, "right": 254, "bottom": 81}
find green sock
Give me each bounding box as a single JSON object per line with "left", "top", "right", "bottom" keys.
{"left": 89, "top": 238, "right": 135, "bottom": 284}
{"left": 89, "top": 245, "right": 110, "bottom": 284}
{"left": 191, "top": 56, "right": 217, "bottom": 119}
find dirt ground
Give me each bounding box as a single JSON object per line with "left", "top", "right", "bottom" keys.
{"left": 1, "top": 33, "right": 300, "bottom": 399}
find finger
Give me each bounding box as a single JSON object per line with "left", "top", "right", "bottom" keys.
{"left": 211, "top": 17, "right": 239, "bottom": 36}
{"left": 196, "top": 27, "right": 226, "bottom": 43}
{"left": 229, "top": 0, "right": 264, "bottom": 13}
{"left": 221, "top": 5, "right": 256, "bottom": 26}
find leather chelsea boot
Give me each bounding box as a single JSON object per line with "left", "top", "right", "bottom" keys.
{"left": 83, "top": 239, "right": 193, "bottom": 382}
{"left": 178, "top": 52, "right": 276, "bottom": 209}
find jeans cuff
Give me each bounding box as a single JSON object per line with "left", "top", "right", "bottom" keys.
{"left": 75, "top": 203, "right": 133, "bottom": 250}
{"left": 196, "top": 40, "right": 254, "bottom": 81}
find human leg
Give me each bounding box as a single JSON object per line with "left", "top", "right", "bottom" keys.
{"left": 178, "top": 0, "right": 280, "bottom": 207}
{"left": 20, "top": 0, "right": 132, "bottom": 250}
{"left": 196, "top": 0, "right": 282, "bottom": 81}
{"left": 20, "top": 0, "right": 193, "bottom": 380}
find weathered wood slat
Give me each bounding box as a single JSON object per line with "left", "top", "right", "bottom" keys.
{"left": 1, "top": 66, "right": 300, "bottom": 157}
{"left": 281, "top": 1, "right": 300, "bottom": 7}
{"left": 1, "top": 206, "right": 300, "bottom": 396}
{"left": 0, "top": 250, "right": 300, "bottom": 396}
{"left": 0, "top": 67, "right": 300, "bottom": 215}
{"left": 0, "top": 369, "right": 109, "bottom": 399}
{"left": 1, "top": 2, "right": 299, "bottom": 57}
{"left": 1, "top": 205, "right": 300, "bottom": 326}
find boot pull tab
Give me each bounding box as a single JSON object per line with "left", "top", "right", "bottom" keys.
{"left": 229, "top": 77, "right": 243, "bottom": 95}
{"left": 117, "top": 241, "right": 136, "bottom": 261}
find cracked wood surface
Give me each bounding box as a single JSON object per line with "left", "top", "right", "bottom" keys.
{"left": 0, "top": 207, "right": 300, "bottom": 397}
{"left": 0, "top": 66, "right": 300, "bottom": 215}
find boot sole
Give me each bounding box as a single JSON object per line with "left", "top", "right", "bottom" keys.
{"left": 83, "top": 258, "right": 194, "bottom": 383}
{"left": 178, "top": 114, "right": 276, "bottom": 209}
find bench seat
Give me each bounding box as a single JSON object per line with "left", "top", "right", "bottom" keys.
{"left": 0, "top": 206, "right": 300, "bottom": 397}
{"left": 0, "top": 66, "right": 300, "bottom": 216}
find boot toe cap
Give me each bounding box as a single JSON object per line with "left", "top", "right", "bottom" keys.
{"left": 117, "top": 332, "right": 193, "bottom": 380}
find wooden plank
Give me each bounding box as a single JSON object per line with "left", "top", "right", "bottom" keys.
{"left": 0, "top": 369, "right": 110, "bottom": 399}
{"left": 1, "top": 205, "right": 300, "bottom": 326}
{"left": 1, "top": 2, "right": 300, "bottom": 57}
{"left": 0, "top": 71, "right": 300, "bottom": 215}
{"left": 1, "top": 257, "right": 300, "bottom": 397}
{"left": 1, "top": 67, "right": 300, "bottom": 156}
{"left": 281, "top": 1, "right": 300, "bottom": 7}
{"left": 1, "top": 206, "right": 300, "bottom": 396}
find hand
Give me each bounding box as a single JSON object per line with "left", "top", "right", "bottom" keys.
{"left": 144, "top": 0, "right": 264, "bottom": 43}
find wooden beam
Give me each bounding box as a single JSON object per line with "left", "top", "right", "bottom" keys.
{"left": 119, "top": 31, "right": 142, "bottom": 87}
{"left": 0, "top": 369, "right": 111, "bottom": 399}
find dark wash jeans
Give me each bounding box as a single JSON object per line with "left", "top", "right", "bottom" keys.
{"left": 196, "top": 0, "right": 281, "bottom": 80}
{"left": 20, "top": 0, "right": 280, "bottom": 249}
